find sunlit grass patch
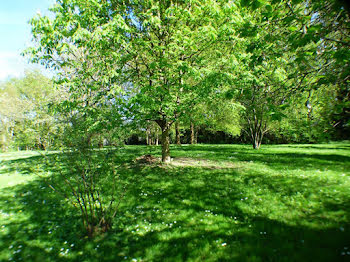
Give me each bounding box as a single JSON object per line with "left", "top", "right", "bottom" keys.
{"left": 0, "top": 143, "right": 350, "bottom": 261}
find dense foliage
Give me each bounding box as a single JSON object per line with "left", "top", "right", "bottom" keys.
{"left": 1, "top": 1, "right": 349, "bottom": 152}
{"left": 20, "top": 0, "right": 348, "bottom": 154}
{"left": 0, "top": 71, "right": 61, "bottom": 151}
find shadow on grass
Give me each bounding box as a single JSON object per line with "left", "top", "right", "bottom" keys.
{"left": 280, "top": 144, "right": 350, "bottom": 150}
{"left": 0, "top": 146, "right": 350, "bottom": 261}
{"left": 175, "top": 144, "right": 350, "bottom": 172}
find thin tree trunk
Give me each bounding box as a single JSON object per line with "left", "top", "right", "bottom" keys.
{"left": 146, "top": 126, "right": 150, "bottom": 145}
{"left": 2, "top": 132, "right": 7, "bottom": 152}
{"left": 1, "top": 124, "right": 10, "bottom": 152}
{"left": 194, "top": 126, "right": 198, "bottom": 144}
{"left": 252, "top": 128, "right": 263, "bottom": 149}
{"left": 307, "top": 106, "right": 313, "bottom": 120}
{"left": 253, "top": 136, "right": 260, "bottom": 149}
{"left": 175, "top": 122, "right": 181, "bottom": 145}
{"left": 190, "top": 122, "right": 195, "bottom": 145}
{"left": 86, "top": 135, "right": 92, "bottom": 148}
{"left": 246, "top": 116, "right": 263, "bottom": 150}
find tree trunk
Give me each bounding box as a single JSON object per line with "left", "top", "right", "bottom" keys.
{"left": 146, "top": 126, "right": 150, "bottom": 145}
{"left": 194, "top": 126, "right": 198, "bottom": 144}
{"left": 190, "top": 122, "right": 195, "bottom": 144}
{"left": 156, "top": 120, "right": 171, "bottom": 162}
{"left": 246, "top": 113, "right": 265, "bottom": 150}
{"left": 86, "top": 135, "right": 92, "bottom": 147}
{"left": 1, "top": 133, "right": 7, "bottom": 152}
{"left": 1, "top": 124, "right": 10, "bottom": 152}
{"left": 161, "top": 127, "right": 171, "bottom": 162}
{"left": 41, "top": 137, "right": 47, "bottom": 150}
{"left": 175, "top": 122, "right": 181, "bottom": 145}
{"left": 307, "top": 106, "right": 313, "bottom": 120}
{"left": 98, "top": 138, "right": 103, "bottom": 148}
{"left": 252, "top": 130, "right": 263, "bottom": 149}
{"left": 46, "top": 133, "right": 51, "bottom": 150}
{"left": 252, "top": 137, "right": 261, "bottom": 149}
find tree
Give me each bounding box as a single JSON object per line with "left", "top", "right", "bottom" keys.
{"left": 178, "top": 94, "right": 242, "bottom": 144}
{"left": 266, "top": 0, "right": 350, "bottom": 141}
{"left": 26, "top": 0, "right": 242, "bottom": 162}
{"left": 0, "top": 71, "right": 59, "bottom": 151}
{"left": 120, "top": 0, "right": 241, "bottom": 160}
{"left": 224, "top": 1, "right": 294, "bottom": 148}
{"left": 223, "top": 0, "right": 337, "bottom": 149}
{"left": 306, "top": 0, "right": 350, "bottom": 139}
{"left": 0, "top": 79, "right": 22, "bottom": 150}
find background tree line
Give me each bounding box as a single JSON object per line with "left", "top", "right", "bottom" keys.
{"left": 0, "top": 0, "right": 348, "bottom": 156}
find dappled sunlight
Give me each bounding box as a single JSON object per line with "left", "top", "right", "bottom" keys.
{"left": 1, "top": 144, "right": 350, "bottom": 261}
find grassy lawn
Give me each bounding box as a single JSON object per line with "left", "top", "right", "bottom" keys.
{"left": 0, "top": 143, "right": 350, "bottom": 261}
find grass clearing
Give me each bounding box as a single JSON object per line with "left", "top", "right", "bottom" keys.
{"left": 0, "top": 143, "right": 350, "bottom": 261}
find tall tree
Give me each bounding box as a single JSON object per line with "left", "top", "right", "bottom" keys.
{"left": 120, "top": 0, "right": 241, "bottom": 161}
{"left": 225, "top": 0, "right": 340, "bottom": 148}
{"left": 27, "top": 0, "right": 241, "bottom": 161}
{"left": 227, "top": 1, "right": 298, "bottom": 148}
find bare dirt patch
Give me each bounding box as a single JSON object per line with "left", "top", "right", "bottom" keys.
{"left": 168, "top": 157, "right": 237, "bottom": 169}
{"left": 133, "top": 155, "right": 237, "bottom": 169}
{"left": 134, "top": 154, "right": 160, "bottom": 165}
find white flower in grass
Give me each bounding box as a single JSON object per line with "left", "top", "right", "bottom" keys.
{"left": 221, "top": 243, "right": 227, "bottom": 247}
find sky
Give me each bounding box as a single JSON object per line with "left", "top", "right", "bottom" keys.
{"left": 0, "top": 0, "right": 55, "bottom": 81}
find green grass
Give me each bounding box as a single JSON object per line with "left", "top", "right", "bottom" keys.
{"left": 1, "top": 143, "right": 350, "bottom": 261}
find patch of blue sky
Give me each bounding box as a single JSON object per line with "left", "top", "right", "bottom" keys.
{"left": 0, "top": 0, "right": 55, "bottom": 80}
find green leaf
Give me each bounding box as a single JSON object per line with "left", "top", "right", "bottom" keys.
{"left": 288, "top": 26, "right": 298, "bottom": 32}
